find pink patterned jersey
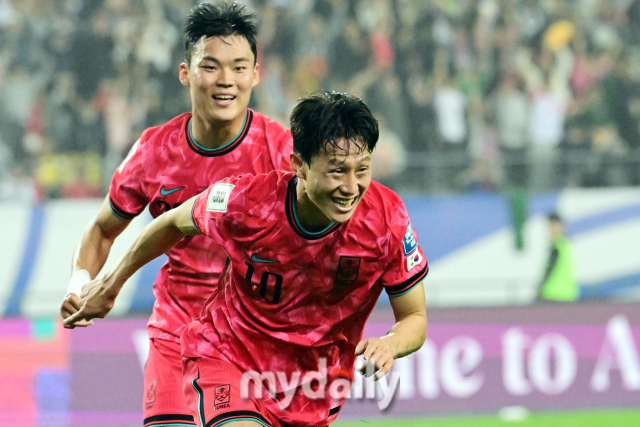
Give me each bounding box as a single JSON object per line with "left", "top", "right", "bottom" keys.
{"left": 185, "top": 170, "right": 428, "bottom": 425}
{"left": 109, "top": 110, "right": 292, "bottom": 343}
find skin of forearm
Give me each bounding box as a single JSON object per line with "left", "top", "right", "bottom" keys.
{"left": 382, "top": 312, "right": 427, "bottom": 359}
{"left": 100, "top": 215, "right": 186, "bottom": 298}
{"left": 72, "top": 223, "right": 118, "bottom": 279}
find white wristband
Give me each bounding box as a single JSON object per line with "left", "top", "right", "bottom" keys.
{"left": 67, "top": 269, "right": 92, "bottom": 296}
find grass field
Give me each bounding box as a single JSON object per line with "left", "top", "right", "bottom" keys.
{"left": 333, "top": 409, "right": 640, "bottom": 427}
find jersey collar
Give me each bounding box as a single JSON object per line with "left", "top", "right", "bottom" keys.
{"left": 185, "top": 110, "right": 253, "bottom": 157}
{"left": 285, "top": 175, "right": 341, "bottom": 240}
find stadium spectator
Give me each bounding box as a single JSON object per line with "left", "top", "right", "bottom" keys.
{"left": 494, "top": 72, "right": 529, "bottom": 188}
{"left": 2, "top": 0, "right": 640, "bottom": 196}
{"left": 537, "top": 212, "right": 578, "bottom": 302}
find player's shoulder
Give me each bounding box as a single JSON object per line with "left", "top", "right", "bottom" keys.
{"left": 359, "top": 181, "right": 410, "bottom": 230}
{"left": 249, "top": 109, "right": 290, "bottom": 140}
{"left": 137, "top": 113, "right": 190, "bottom": 148}
{"left": 363, "top": 181, "right": 406, "bottom": 213}
{"left": 197, "top": 171, "right": 292, "bottom": 223}
{"left": 241, "top": 169, "right": 292, "bottom": 201}
{"left": 214, "top": 170, "right": 292, "bottom": 213}
{"left": 249, "top": 109, "right": 285, "bottom": 130}
{"left": 224, "top": 169, "right": 285, "bottom": 189}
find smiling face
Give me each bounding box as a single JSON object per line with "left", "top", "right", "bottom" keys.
{"left": 179, "top": 34, "right": 259, "bottom": 126}
{"left": 292, "top": 138, "right": 372, "bottom": 230}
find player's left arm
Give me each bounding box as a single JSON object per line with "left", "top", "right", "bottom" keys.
{"left": 355, "top": 281, "right": 427, "bottom": 380}
{"left": 63, "top": 196, "right": 200, "bottom": 327}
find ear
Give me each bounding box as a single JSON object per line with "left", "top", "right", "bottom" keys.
{"left": 252, "top": 62, "right": 260, "bottom": 88}
{"left": 179, "top": 63, "right": 190, "bottom": 88}
{"left": 290, "top": 152, "right": 306, "bottom": 180}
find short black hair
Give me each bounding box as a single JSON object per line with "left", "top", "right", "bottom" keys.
{"left": 547, "top": 211, "right": 562, "bottom": 223}
{"left": 184, "top": 2, "right": 258, "bottom": 65}
{"left": 291, "top": 91, "right": 379, "bottom": 164}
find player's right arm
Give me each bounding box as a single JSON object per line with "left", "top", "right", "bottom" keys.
{"left": 61, "top": 137, "right": 151, "bottom": 328}
{"left": 62, "top": 196, "right": 201, "bottom": 328}
{"left": 60, "top": 196, "right": 131, "bottom": 328}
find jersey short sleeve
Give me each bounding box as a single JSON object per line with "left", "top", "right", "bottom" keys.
{"left": 380, "top": 206, "right": 429, "bottom": 297}
{"left": 190, "top": 174, "right": 255, "bottom": 246}
{"left": 109, "top": 139, "right": 148, "bottom": 219}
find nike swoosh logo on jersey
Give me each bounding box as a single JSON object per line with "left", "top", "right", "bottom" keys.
{"left": 160, "top": 186, "right": 185, "bottom": 196}
{"left": 250, "top": 254, "right": 280, "bottom": 263}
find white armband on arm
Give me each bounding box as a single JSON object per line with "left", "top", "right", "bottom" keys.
{"left": 67, "top": 269, "right": 92, "bottom": 296}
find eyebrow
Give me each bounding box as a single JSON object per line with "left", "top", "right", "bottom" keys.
{"left": 201, "top": 55, "right": 252, "bottom": 64}
{"left": 328, "top": 154, "right": 371, "bottom": 165}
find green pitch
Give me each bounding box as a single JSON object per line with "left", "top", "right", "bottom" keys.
{"left": 333, "top": 409, "right": 640, "bottom": 427}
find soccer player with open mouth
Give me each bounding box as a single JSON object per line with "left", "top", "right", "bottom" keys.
{"left": 59, "top": 4, "right": 292, "bottom": 427}
{"left": 65, "top": 91, "right": 428, "bottom": 427}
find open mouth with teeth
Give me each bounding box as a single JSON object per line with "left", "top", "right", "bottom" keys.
{"left": 213, "top": 95, "right": 236, "bottom": 102}
{"left": 332, "top": 196, "right": 357, "bottom": 209}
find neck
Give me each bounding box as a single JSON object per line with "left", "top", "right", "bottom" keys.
{"left": 190, "top": 110, "right": 247, "bottom": 149}
{"left": 294, "top": 178, "right": 333, "bottom": 232}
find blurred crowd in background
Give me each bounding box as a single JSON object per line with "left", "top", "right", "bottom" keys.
{"left": 2, "top": 0, "right": 640, "bottom": 201}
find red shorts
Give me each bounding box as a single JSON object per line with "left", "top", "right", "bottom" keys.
{"left": 143, "top": 338, "right": 195, "bottom": 427}
{"left": 182, "top": 356, "right": 278, "bottom": 427}
{"left": 182, "top": 357, "right": 343, "bottom": 427}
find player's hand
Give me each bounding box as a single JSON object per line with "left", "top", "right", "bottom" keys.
{"left": 62, "top": 279, "right": 115, "bottom": 329}
{"left": 355, "top": 337, "right": 395, "bottom": 381}
{"left": 60, "top": 293, "right": 94, "bottom": 328}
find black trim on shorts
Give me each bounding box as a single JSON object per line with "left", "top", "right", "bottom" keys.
{"left": 192, "top": 370, "right": 206, "bottom": 427}
{"left": 205, "top": 410, "right": 271, "bottom": 427}
{"left": 144, "top": 414, "right": 195, "bottom": 426}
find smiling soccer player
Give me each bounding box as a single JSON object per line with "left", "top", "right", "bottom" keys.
{"left": 65, "top": 92, "right": 428, "bottom": 427}
{"left": 59, "top": 4, "right": 293, "bottom": 426}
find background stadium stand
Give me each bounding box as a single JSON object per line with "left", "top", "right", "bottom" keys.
{"left": 1, "top": 1, "right": 640, "bottom": 425}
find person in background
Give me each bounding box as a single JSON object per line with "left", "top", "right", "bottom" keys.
{"left": 537, "top": 212, "right": 578, "bottom": 302}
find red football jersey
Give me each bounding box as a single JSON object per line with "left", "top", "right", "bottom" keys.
{"left": 185, "top": 170, "right": 428, "bottom": 425}
{"left": 109, "top": 110, "right": 292, "bottom": 343}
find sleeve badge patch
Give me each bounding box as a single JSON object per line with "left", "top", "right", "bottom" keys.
{"left": 206, "top": 183, "right": 235, "bottom": 212}
{"left": 406, "top": 251, "right": 423, "bottom": 271}
{"left": 403, "top": 222, "right": 418, "bottom": 255}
